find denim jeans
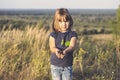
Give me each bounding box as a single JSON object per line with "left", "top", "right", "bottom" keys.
{"left": 50, "top": 65, "right": 72, "bottom": 80}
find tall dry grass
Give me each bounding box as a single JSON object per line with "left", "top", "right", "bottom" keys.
{"left": 0, "top": 25, "right": 119, "bottom": 80}
{"left": 73, "top": 36, "right": 119, "bottom": 80}
{"left": 0, "top": 25, "right": 51, "bottom": 80}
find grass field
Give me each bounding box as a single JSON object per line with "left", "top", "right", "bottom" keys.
{"left": 0, "top": 25, "right": 119, "bottom": 80}
{"left": 0, "top": 9, "right": 119, "bottom": 80}
{"left": 88, "top": 34, "right": 113, "bottom": 40}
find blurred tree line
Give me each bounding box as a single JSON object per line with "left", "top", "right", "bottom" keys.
{"left": 0, "top": 9, "right": 116, "bottom": 35}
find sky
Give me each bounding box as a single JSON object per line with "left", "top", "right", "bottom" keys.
{"left": 0, "top": 0, "right": 120, "bottom": 9}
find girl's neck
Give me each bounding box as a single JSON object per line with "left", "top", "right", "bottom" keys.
{"left": 60, "top": 30, "right": 68, "bottom": 33}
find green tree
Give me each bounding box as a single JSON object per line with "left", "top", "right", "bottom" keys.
{"left": 112, "top": 5, "right": 120, "bottom": 61}
{"left": 116, "top": 5, "right": 120, "bottom": 79}
{"left": 116, "top": 5, "right": 120, "bottom": 61}
{"left": 112, "top": 5, "right": 120, "bottom": 79}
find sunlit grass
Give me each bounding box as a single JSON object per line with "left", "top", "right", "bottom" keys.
{"left": 0, "top": 25, "right": 51, "bottom": 80}
{"left": 0, "top": 25, "right": 119, "bottom": 80}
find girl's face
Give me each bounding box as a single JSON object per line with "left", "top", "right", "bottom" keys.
{"left": 58, "top": 16, "right": 70, "bottom": 32}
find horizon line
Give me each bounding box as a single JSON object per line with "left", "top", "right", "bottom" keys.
{"left": 0, "top": 8, "right": 117, "bottom": 10}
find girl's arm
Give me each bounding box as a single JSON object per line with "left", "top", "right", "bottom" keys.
{"left": 63, "top": 37, "right": 77, "bottom": 55}
{"left": 49, "top": 36, "right": 61, "bottom": 58}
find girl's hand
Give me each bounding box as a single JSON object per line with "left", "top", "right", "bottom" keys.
{"left": 60, "top": 54, "right": 65, "bottom": 59}
{"left": 55, "top": 49, "right": 61, "bottom": 58}
{"left": 60, "top": 50, "right": 66, "bottom": 59}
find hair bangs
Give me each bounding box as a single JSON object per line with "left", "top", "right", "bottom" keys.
{"left": 57, "top": 14, "right": 70, "bottom": 22}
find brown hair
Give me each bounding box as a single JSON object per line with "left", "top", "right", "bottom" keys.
{"left": 52, "top": 8, "right": 73, "bottom": 32}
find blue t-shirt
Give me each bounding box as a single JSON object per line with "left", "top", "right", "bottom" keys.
{"left": 49, "top": 30, "right": 77, "bottom": 67}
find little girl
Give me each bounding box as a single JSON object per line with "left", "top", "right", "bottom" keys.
{"left": 49, "top": 8, "right": 77, "bottom": 80}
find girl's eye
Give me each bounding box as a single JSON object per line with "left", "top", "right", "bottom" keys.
{"left": 58, "top": 19, "right": 61, "bottom": 21}
{"left": 58, "top": 20, "right": 62, "bottom": 22}
{"left": 58, "top": 20, "right": 69, "bottom": 22}
{"left": 66, "top": 18, "right": 69, "bottom": 22}
{"left": 65, "top": 20, "right": 69, "bottom": 22}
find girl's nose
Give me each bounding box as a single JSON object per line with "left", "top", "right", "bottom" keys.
{"left": 62, "top": 21, "right": 66, "bottom": 24}
{"left": 62, "top": 22, "right": 66, "bottom": 26}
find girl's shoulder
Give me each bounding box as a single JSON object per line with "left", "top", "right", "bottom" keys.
{"left": 70, "top": 30, "right": 77, "bottom": 33}
{"left": 50, "top": 32, "right": 58, "bottom": 38}
{"left": 69, "top": 31, "right": 78, "bottom": 38}
{"left": 69, "top": 30, "right": 77, "bottom": 35}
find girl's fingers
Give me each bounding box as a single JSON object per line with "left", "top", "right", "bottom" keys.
{"left": 60, "top": 54, "right": 65, "bottom": 59}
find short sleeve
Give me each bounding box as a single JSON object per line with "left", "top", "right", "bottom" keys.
{"left": 71, "top": 31, "right": 78, "bottom": 39}
{"left": 49, "top": 32, "right": 57, "bottom": 39}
